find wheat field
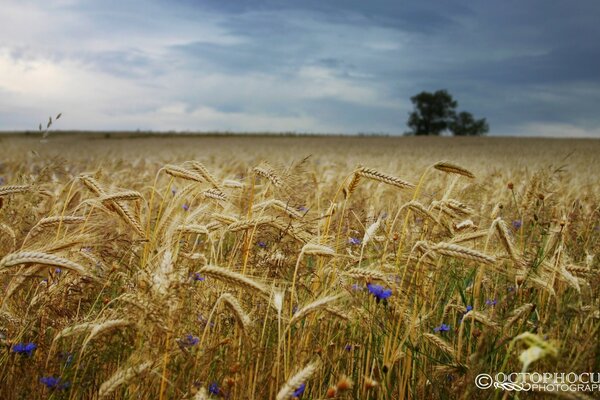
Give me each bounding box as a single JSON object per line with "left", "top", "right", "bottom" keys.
{"left": 0, "top": 134, "right": 598, "bottom": 399}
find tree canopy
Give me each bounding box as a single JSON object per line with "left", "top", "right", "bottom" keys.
{"left": 406, "top": 90, "right": 488, "bottom": 136}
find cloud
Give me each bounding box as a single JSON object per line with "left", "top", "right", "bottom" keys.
{"left": 0, "top": 0, "right": 599, "bottom": 136}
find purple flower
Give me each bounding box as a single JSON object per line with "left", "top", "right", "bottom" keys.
{"left": 209, "top": 382, "right": 219, "bottom": 395}
{"left": 367, "top": 283, "right": 392, "bottom": 303}
{"left": 40, "top": 376, "right": 69, "bottom": 390}
{"left": 486, "top": 299, "right": 497, "bottom": 306}
{"left": 192, "top": 272, "right": 205, "bottom": 282}
{"left": 257, "top": 241, "right": 267, "bottom": 248}
{"left": 344, "top": 344, "right": 352, "bottom": 351}
{"left": 512, "top": 220, "right": 522, "bottom": 230}
{"left": 55, "top": 268, "right": 62, "bottom": 274}
{"left": 465, "top": 305, "right": 473, "bottom": 313}
{"left": 349, "top": 237, "right": 361, "bottom": 245}
{"left": 293, "top": 383, "right": 306, "bottom": 397}
{"left": 171, "top": 186, "right": 177, "bottom": 195}
{"left": 182, "top": 204, "right": 189, "bottom": 211}
{"left": 297, "top": 205, "right": 308, "bottom": 212}
{"left": 12, "top": 342, "right": 37, "bottom": 356}
{"left": 434, "top": 324, "right": 450, "bottom": 333}
{"left": 180, "top": 334, "right": 199, "bottom": 347}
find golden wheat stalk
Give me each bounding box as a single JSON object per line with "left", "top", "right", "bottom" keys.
{"left": 0, "top": 185, "right": 31, "bottom": 197}
{"left": 343, "top": 172, "right": 361, "bottom": 198}
{"left": 199, "top": 265, "right": 269, "bottom": 297}
{"left": 433, "top": 161, "right": 475, "bottom": 178}
{"left": 253, "top": 163, "right": 283, "bottom": 187}
{"left": 190, "top": 161, "right": 222, "bottom": 190}
{"left": 345, "top": 267, "right": 386, "bottom": 281}
{"left": 98, "top": 360, "right": 153, "bottom": 399}
{"left": 220, "top": 293, "right": 252, "bottom": 332}
{"left": 356, "top": 167, "right": 415, "bottom": 189}
{"left": 276, "top": 360, "right": 320, "bottom": 400}
{"left": 288, "top": 295, "right": 343, "bottom": 326}
{"left": 432, "top": 242, "right": 496, "bottom": 264}
{"left": 423, "top": 333, "right": 456, "bottom": 358}
{"left": 253, "top": 199, "right": 304, "bottom": 219}
{"left": 164, "top": 164, "right": 204, "bottom": 182}
{"left": 0, "top": 251, "right": 100, "bottom": 281}
{"left": 492, "top": 218, "right": 520, "bottom": 261}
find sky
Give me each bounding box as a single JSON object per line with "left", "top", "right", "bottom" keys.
{"left": 1, "top": 0, "right": 599, "bottom": 137}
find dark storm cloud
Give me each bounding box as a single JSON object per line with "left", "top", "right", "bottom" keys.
{"left": 1, "top": 0, "right": 599, "bottom": 136}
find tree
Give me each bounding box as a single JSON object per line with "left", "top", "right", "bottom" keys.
{"left": 406, "top": 90, "right": 457, "bottom": 136}
{"left": 406, "top": 90, "right": 489, "bottom": 136}
{"left": 450, "top": 111, "right": 489, "bottom": 136}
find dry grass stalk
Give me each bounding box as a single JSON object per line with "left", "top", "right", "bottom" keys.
{"left": 433, "top": 161, "right": 475, "bottom": 178}
{"left": 356, "top": 167, "right": 415, "bottom": 189}
{"left": 275, "top": 360, "right": 320, "bottom": 400}
{"left": 432, "top": 242, "right": 496, "bottom": 264}
{"left": 199, "top": 265, "right": 269, "bottom": 297}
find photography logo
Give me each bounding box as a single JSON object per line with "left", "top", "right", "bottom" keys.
{"left": 475, "top": 373, "right": 600, "bottom": 393}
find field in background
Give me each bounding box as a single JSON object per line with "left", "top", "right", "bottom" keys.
{"left": 0, "top": 135, "right": 598, "bottom": 399}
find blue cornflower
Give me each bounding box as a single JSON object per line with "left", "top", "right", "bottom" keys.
{"left": 192, "top": 272, "right": 205, "bottom": 282}
{"left": 40, "top": 376, "right": 70, "bottom": 390}
{"left": 257, "top": 241, "right": 267, "bottom": 248}
{"left": 12, "top": 342, "right": 37, "bottom": 356}
{"left": 434, "top": 324, "right": 451, "bottom": 333}
{"left": 344, "top": 344, "right": 352, "bottom": 351}
{"left": 293, "top": 383, "right": 306, "bottom": 397}
{"left": 486, "top": 299, "right": 497, "bottom": 306}
{"left": 512, "top": 220, "right": 522, "bottom": 230}
{"left": 367, "top": 283, "right": 392, "bottom": 303}
{"left": 208, "top": 382, "right": 219, "bottom": 395}
{"left": 180, "top": 334, "right": 199, "bottom": 347}
{"left": 55, "top": 268, "right": 62, "bottom": 274}
{"left": 465, "top": 305, "right": 473, "bottom": 313}
{"left": 182, "top": 204, "right": 189, "bottom": 211}
{"left": 349, "top": 237, "right": 361, "bottom": 245}
{"left": 297, "top": 205, "right": 308, "bottom": 212}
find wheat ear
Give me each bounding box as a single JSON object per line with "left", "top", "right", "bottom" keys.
{"left": 433, "top": 161, "right": 475, "bottom": 178}
{"left": 276, "top": 360, "right": 320, "bottom": 400}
